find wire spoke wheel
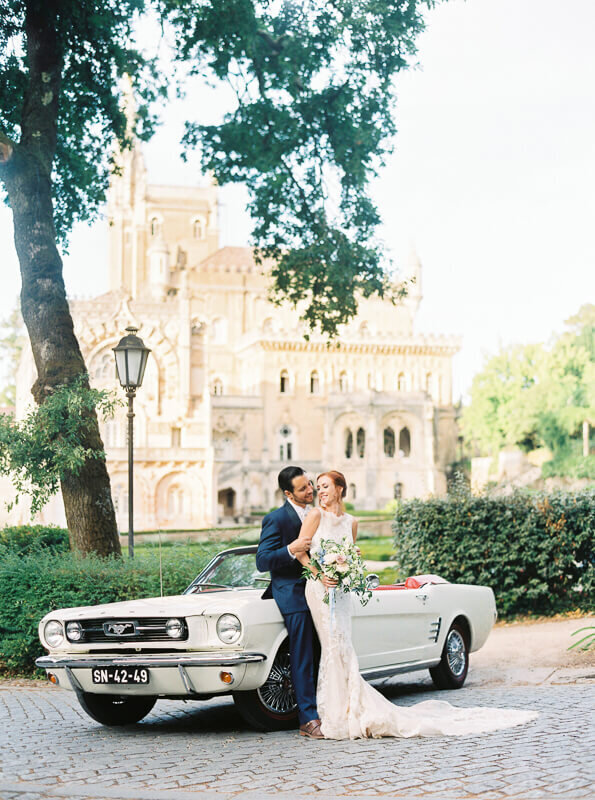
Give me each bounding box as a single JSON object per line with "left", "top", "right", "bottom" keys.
{"left": 257, "top": 649, "right": 297, "bottom": 714}
{"left": 446, "top": 629, "right": 466, "bottom": 677}
{"left": 429, "top": 621, "right": 469, "bottom": 690}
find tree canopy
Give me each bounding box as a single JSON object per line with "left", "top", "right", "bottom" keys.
{"left": 173, "top": 0, "right": 432, "bottom": 332}
{"left": 0, "top": 0, "right": 437, "bottom": 553}
{"left": 462, "top": 304, "right": 595, "bottom": 460}
{"left": 1, "top": 0, "right": 435, "bottom": 334}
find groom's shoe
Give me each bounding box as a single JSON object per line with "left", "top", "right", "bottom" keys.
{"left": 299, "top": 718, "right": 324, "bottom": 739}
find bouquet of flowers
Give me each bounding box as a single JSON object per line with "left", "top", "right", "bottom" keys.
{"left": 303, "top": 538, "right": 372, "bottom": 606}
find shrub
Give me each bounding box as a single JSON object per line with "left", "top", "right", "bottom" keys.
{"left": 542, "top": 451, "right": 595, "bottom": 480}
{"left": 0, "top": 524, "right": 70, "bottom": 554}
{"left": 393, "top": 487, "right": 594, "bottom": 618}
{"left": 0, "top": 542, "right": 221, "bottom": 675}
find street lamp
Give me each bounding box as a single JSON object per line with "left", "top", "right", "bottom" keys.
{"left": 113, "top": 326, "right": 151, "bottom": 558}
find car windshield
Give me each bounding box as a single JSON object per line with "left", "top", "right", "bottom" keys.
{"left": 184, "top": 550, "right": 270, "bottom": 593}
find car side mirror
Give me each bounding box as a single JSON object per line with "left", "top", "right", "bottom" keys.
{"left": 366, "top": 573, "right": 380, "bottom": 589}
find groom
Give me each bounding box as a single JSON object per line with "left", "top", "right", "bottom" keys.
{"left": 255, "top": 466, "right": 323, "bottom": 739}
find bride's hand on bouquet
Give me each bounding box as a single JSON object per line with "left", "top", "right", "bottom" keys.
{"left": 321, "top": 575, "right": 339, "bottom": 589}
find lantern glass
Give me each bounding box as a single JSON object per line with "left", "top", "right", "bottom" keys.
{"left": 113, "top": 328, "right": 151, "bottom": 390}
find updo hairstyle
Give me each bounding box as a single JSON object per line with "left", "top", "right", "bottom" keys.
{"left": 317, "top": 470, "right": 348, "bottom": 511}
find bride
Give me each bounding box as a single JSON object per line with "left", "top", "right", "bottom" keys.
{"left": 295, "top": 470, "right": 538, "bottom": 740}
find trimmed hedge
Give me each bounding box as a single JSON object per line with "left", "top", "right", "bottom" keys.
{"left": 0, "top": 524, "right": 70, "bottom": 554}
{"left": 0, "top": 543, "right": 221, "bottom": 675}
{"left": 393, "top": 488, "right": 594, "bottom": 618}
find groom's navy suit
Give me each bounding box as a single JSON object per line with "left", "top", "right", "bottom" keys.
{"left": 256, "top": 502, "right": 319, "bottom": 725}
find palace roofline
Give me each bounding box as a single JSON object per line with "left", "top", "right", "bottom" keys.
{"left": 240, "top": 336, "right": 461, "bottom": 356}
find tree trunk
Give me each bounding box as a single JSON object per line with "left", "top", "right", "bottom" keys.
{"left": 0, "top": 2, "right": 120, "bottom": 556}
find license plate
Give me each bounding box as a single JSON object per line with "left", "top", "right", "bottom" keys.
{"left": 91, "top": 667, "right": 149, "bottom": 685}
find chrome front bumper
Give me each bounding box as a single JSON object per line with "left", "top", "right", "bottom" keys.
{"left": 36, "top": 652, "right": 266, "bottom": 670}
{"left": 36, "top": 652, "right": 267, "bottom": 696}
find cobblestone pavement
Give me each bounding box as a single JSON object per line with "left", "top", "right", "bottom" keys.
{"left": 0, "top": 677, "right": 594, "bottom": 800}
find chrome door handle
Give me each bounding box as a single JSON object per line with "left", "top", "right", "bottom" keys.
{"left": 416, "top": 594, "right": 428, "bottom": 602}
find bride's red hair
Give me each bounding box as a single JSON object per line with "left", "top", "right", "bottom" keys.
{"left": 317, "top": 470, "right": 348, "bottom": 511}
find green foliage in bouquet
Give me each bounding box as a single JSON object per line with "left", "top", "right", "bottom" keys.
{"left": 392, "top": 484, "right": 594, "bottom": 618}
{"left": 303, "top": 538, "right": 371, "bottom": 606}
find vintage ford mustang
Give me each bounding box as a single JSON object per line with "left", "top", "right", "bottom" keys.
{"left": 36, "top": 545, "right": 497, "bottom": 730}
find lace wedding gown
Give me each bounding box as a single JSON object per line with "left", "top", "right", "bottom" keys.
{"left": 305, "top": 509, "right": 538, "bottom": 740}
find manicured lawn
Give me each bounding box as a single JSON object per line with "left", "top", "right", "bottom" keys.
{"left": 357, "top": 536, "right": 395, "bottom": 561}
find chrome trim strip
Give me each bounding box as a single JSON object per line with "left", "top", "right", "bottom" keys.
{"left": 36, "top": 652, "right": 266, "bottom": 670}
{"left": 64, "top": 665, "right": 84, "bottom": 692}
{"left": 178, "top": 664, "right": 199, "bottom": 694}
{"left": 361, "top": 659, "right": 440, "bottom": 681}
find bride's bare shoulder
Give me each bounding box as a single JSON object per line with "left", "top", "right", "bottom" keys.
{"left": 306, "top": 507, "right": 322, "bottom": 519}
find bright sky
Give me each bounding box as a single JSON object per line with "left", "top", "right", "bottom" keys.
{"left": 1, "top": 0, "right": 594, "bottom": 400}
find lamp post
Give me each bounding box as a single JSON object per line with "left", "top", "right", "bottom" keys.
{"left": 113, "top": 326, "right": 151, "bottom": 558}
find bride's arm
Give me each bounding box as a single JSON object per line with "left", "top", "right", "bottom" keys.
{"left": 295, "top": 509, "right": 322, "bottom": 570}
{"left": 351, "top": 518, "right": 359, "bottom": 545}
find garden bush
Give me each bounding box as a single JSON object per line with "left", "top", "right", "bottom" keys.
{"left": 0, "top": 542, "right": 220, "bottom": 675}
{"left": 393, "top": 487, "right": 594, "bottom": 618}
{"left": 0, "top": 524, "right": 70, "bottom": 554}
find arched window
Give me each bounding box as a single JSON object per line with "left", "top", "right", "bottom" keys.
{"left": 339, "top": 371, "right": 348, "bottom": 392}
{"left": 397, "top": 372, "right": 406, "bottom": 391}
{"left": 349, "top": 483, "right": 357, "bottom": 501}
{"left": 278, "top": 424, "right": 294, "bottom": 460}
{"left": 399, "top": 427, "right": 411, "bottom": 458}
{"left": 310, "top": 370, "right": 320, "bottom": 394}
{"left": 192, "top": 218, "right": 204, "bottom": 239}
{"left": 359, "top": 322, "right": 369, "bottom": 337}
{"left": 167, "top": 485, "right": 186, "bottom": 516}
{"left": 394, "top": 482, "right": 403, "bottom": 500}
{"left": 280, "top": 370, "right": 289, "bottom": 393}
{"left": 103, "top": 419, "right": 121, "bottom": 448}
{"left": 150, "top": 216, "right": 161, "bottom": 237}
{"left": 425, "top": 372, "right": 433, "bottom": 395}
{"left": 94, "top": 352, "right": 114, "bottom": 381}
{"left": 345, "top": 429, "right": 353, "bottom": 459}
{"left": 384, "top": 427, "right": 395, "bottom": 458}
{"left": 211, "top": 378, "right": 223, "bottom": 396}
{"left": 263, "top": 317, "right": 275, "bottom": 334}
{"left": 367, "top": 373, "right": 374, "bottom": 390}
{"left": 356, "top": 427, "right": 365, "bottom": 458}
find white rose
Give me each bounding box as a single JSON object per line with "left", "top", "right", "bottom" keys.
{"left": 324, "top": 553, "right": 337, "bottom": 565}
{"left": 335, "top": 563, "right": 349, "bottom": 573}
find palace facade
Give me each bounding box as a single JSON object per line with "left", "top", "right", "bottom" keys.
{"left": 14, "top": 143, "right": 461, "bottom": 530}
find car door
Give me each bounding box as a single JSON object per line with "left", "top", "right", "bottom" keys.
{"left": 351, "top": 586, "right": 442, "bottom": 670}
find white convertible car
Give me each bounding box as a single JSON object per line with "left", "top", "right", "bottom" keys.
{"left": 36, "top": 545, "right": 497, "bottom": 730}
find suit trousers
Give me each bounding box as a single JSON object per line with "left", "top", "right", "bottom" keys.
{"left": 283, "top": 610, "right": 319, "bottom": 725}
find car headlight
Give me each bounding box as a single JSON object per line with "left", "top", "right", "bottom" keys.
{"left": 44, "top": 620, "right": 64, "bottom": 648}
{"left": 165, "top": 618, "right": 184, "bottom": 639}
{"left": 66, "top": 621, "right": 83, "bottom": 642}
{"left": 216, "top": 614, "right": 242, "bottom": 644}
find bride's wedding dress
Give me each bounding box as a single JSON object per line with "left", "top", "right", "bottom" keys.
{"left": 305, "top": 509, "right": 538, "bottom": 740}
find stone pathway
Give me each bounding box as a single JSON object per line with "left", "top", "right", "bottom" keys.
{"left": 0, "top": 679, "right": 593, "bottom": 799}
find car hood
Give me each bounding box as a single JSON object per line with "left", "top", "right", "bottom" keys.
{"left": 42, "top": 589, "right": 266, "bottom": 622}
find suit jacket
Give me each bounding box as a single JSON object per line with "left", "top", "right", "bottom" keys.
{"left": 255, "top": 501, "right": 308, "bottom": 615}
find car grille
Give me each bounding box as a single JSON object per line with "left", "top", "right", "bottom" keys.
{"left": 65, "top": 617, "right": 189, "bottom": 643}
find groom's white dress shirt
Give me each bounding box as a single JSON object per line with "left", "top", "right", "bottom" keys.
{"left": 287, "top": 499, "right": 312, "bottom": 559}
